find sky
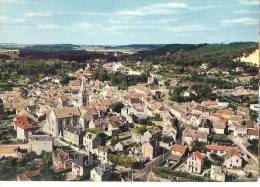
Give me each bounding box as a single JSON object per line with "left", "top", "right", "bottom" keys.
{"left": 0, "top": 0, "right": 259, "bottom": 45}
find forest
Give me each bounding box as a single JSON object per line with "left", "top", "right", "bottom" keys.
{"left": 128, "top": 42, "right": 258, "bottom": 71}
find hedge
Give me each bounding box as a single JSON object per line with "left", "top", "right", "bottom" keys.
{"left": 152, "top": 166, "right": 215, "bottom": 182}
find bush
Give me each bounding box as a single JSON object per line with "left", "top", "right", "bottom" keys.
{"left": 212, "top": 134, "right": 232, "bottom": 144}
{"left": 152, "top": 166, "right": 215, "bottom": 182}
{"left": 107, "top": 154, "right": 141, "bottom": 169}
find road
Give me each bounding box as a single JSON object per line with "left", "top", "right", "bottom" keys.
{"left": 227, "top": 134, "right": 258, "bottom": 164}
{"left": 54, "top": 137, "right": 87, "bottom": 155}
{"left": 133, "top": 150, "right": 171, "bottom": 181}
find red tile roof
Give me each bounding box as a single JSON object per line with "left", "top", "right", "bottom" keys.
{"left": 16, "top": 123, "right": 37, "bottom": 130}
{"left": 216, "top": 110, "right": 234, "bottom": 116}
{"left": 17, "top": 170, "right": 41, "bottom": 181}
{"left": 237, "top": 106, "right": 249, "bottom": 112}
{"left": 171, "top": 144, "right": 187, "bottom": 153}
{"left": 210, "top": 113, "right": 222, "bottom": 118}
{"left": 247, "top": 129, "right": 258, "bottom": 136}
{"left": 190, "top": 151, "right": 203, "bottom": 161}
{"left": 14, "top": 115, "right": 38, "bottom": 130}
{"left": 206, "top": 144, "right": 240, "bottom": 153}
{"left": 15, "top": 115, "right": 28, "bottom": 124}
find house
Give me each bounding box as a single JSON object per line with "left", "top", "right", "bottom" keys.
{"left": 228, "top": 115, "right": 243, "bottom": 126}
{"left": 235, "top": 67, "right": 244, "bottom": 72}
{"left": 216, "top": 98, "right": 229, "bottom": 108}
{"left": 17, "top": 170, "right": 41, "bottom": 181}
{"left": 114, "top": 141, "right": 128, "bottom": 151}
{"left": 206, "top": 144, "right": 241, "bottom": 157}
{"left": 83, "top": 132, "right": 102, "bottom": 154}
{"left": 141, "top": 140, "right": 160, "bottom": 160}
{"left": 128, "top": 146, "right": 142, "bottom": 156}
{"left": 247, "top": 126, "right": 259, "bottom": 140}
{"left": 143, "top": 127, "right": 162, "bottom": 143}
{"left": 192, "top": 105, "right": 205, "bottom": 115}
{"left": 216, "top": 110, "right": 234, "bottom": 118}
{"left": 211, "top": 119, "right": 226, "bottom": 134}
{"left": 131, "top": 132, "right": 145, "bottom": 144}
{"left": 52, "top": 148, "right": 74, "bottom": 170}
{"left": 89, "top": 118, "right": 109, "bottom": 131}
{"left": 90, "top": 163, "right": 113, "bottom": 182}
{"left": 249, "top": 104, "right": 258, "bottom": 112}
{"left": 96, "top": 146, "right": 112, "bottom": 164}
{"left": 63, "top": 125, "right": 85, "bottom": 146}
{"left": 183, "top": 129, "right": 207, "bottom": 145}
{"left": 71, "top": 154, "right": 100, "bottom": 178}
{"left": 106, "top": 120, "right": 119, "bottom": 136}
{"left": 224, "top": 149, "right": 243, "bottom": 168}
{"left": 169, "top": 106, "right": 182, "bottom": 120}
{"left": 171, "top": 144, "right": 187, "bottom": 156}
{"left": 234, "top": 125, "right": 247, "bottom": 137}
{"left": 28, "top": 135, "right": 53, "bottom": 155}
{"left": 186, "top": 151, "right": 204, "bottom": 174}
{"left": 200, "top": 63, "right": 208, "bottom": 69}
{"left": 210, "top": 165, "right": 226, "bottom": 182}
{"left": 162, "top": 125, "right": 177, "bottom": 141}
{"left": 237, "top": 106, "right": 250, "bottom": 119}
{"left": 13, "top": 116, "right": 39, "bottom": 142}
{"left": 198, "top": 119, "right": 212, "bottom": 134}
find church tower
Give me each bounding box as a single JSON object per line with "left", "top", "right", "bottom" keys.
{"left": 78, "top": 76, "right": 88, "bottom": 107}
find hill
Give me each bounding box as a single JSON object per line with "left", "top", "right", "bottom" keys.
{"left": 127, "top": 42, "right": 258, "bottom": 70}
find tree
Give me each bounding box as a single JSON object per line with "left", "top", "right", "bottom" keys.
{"left": 39, "top": 151, "right": 54, "bottom": 181}
{"left": 191, "top": 140, "right": 207, "bottom": 153}
{"left": 109, "top": 102, "right": 124, "bottom": 113}
{"left": 60, "top": 75, "right": 70, "bottom": 85}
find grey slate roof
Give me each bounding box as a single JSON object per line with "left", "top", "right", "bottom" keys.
{"left": 93, "top": 163, "right": 113, "bottom": 176}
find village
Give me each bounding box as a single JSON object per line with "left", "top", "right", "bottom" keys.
{"left": 0, "top": 59, "right": 259, "bottom": 182}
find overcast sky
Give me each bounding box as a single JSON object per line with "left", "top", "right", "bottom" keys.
{"left": 0, "top": 0, "right": 258, "bottom": 45}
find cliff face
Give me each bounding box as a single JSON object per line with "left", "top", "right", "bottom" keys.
{"left": 239, "top": 49, "right": 259, "bottom": 65}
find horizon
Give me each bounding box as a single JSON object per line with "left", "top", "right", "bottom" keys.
{"left": 0, "top": 41, "right": 258, "bottom": 46}
{"left": 0, "top": 0, "right": 259, "bottom": 45}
